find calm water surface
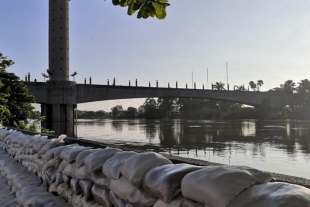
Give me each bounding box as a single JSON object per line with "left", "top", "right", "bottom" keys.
{"left": 76, "top": 119, "right": 310, "bottom": 179}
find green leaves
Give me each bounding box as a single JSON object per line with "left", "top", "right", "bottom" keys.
{"left": 112, "top": 0, "right": 170, "bottom": 20}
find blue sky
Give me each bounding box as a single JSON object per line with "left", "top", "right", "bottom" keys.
{"left": 1, "top": 0, "right": 310, "bottom": 111}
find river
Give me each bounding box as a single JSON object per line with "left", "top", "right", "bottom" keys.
{"left": 76, "top": 119, "right": 310, "bottom": 179}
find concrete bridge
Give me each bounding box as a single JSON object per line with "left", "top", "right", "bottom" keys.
{"left": 25, "top": 82, "right": 289, "bottom": 109}
{"left": 25, "top": 0, "right": 290, "bottom": 137}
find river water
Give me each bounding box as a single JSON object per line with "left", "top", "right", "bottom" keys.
{"left": 76, "top": 119, "right": 310, "bottom": 179}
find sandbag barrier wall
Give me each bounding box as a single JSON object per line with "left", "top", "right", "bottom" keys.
{"left": 0, "top": 128, "right": 310, "bottom": 207}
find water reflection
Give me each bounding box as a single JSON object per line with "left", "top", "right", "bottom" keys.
{"left": 77, "top": 119, "right": 310, "bottom": 178}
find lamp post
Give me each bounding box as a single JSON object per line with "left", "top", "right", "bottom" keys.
{"left": 70, "top": 71, "right": 78, "bottom": 81}
{"left": 41, "top": 73, "right": 49, "bottom": 82}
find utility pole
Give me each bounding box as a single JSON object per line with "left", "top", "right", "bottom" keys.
{"left": 191, "top": 71, "right": 193, "bottom": 89}
{"left": 226, "top": 62, "right": 229, "bottom": 90}
{"left": 207, "top": 68, "right": 209, "bottom": 89}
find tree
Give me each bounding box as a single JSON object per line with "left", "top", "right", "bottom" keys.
{"left": 281, "top": 80, "right": 296, "bottom": 94}
{"left": 111, "top": 105, "right": 123, "bottom": 118}
{"left": 249, "top": 81, "right": 257, "bottom": 91}
{"left": 234, "top": 85, "right": 247, "bottom": 91}
{"left": 0, "top": 52, "right": 35, "bottom": 126}
{"left": 257, "top": 80, "right": 264, "bottom": 91}
{"left": 112, "top": 0, "right": 170, "bottom": 20}
{"left": 125, "top": 107, "right": 137, "bottom": 118}
{"left": 143, "top": 98, "right": 161, "bottom": 119}
{"left": 213, "top": 82, "right": 225, "bottom": 90}
{"left": 157, "top": 97, "right": 177, "bottom": 118}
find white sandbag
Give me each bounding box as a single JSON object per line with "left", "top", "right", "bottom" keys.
{"left": 54, "top": 144, "right": 79, "bottom": 159}
{"left": 71, "top": 178, "right": 82, "bottom": 195}
{"left": 91, "top": 185, "right": 112, "bottom": 207}
{"left": 102, "top": 151, "right": 137, "bottom": 179}
{"left": 109, "top": 191, "right": 126, "bottom": 207}
{"left": 153, "top": 196, "right": 184, "bottom": 207}
{"left": 84, "top": 148, "right": 122, "bottom": 172}
{"left": 143, "top": 164, "right": 201, "bottom": 203}
{"left": 120, "top": 152, "right": 172, "bottom": 187}
{"left": 76, "top": 149, "right": 101, "bottom": 167}
{"left": 54, "top": 172, "right": 65, "bottom": 186}
{"left": 71, "top": 194, "right": 105, "bottom": 207}
{"left": 44, "top": 146, "right": 67, "bottom": 161}
{"left": 127, "top": 188, "right": 157, "bottom": 207}
{"left": 38, "top": 138, "right": 65, "bottom": 155}
{"left": 60, "top": 146, "right": 90, "bottom": 163}
{"left": 32, "top": 137, "right": 50, "bottom": 152}
{"left": 57, "top": 160, "right": 70, "bottom": 173}
{"left": 73, "top": 165, "right": 89, "bottom": 180}
{"left": 227, "top": 182, "right": 310, "bottom": 207}
{"left": 44, "top": 167, "right": 57, "bottom": 184}
{"left": 181, "top": 165, "right": 273, "bottom": 207}
{"left": 110, "top": 176, "right": 137, "bottom": 201}
{"left": 79, "top": 179, "right": 94, "bottom": 201}
{"left": 63, "top": 163, "right": 89, "bottom": 180}
{"left": 42, "top": 157, "right": 62, "bottom": 172}
{"left": 90, "top": 171, "right": 111, "bottom": 189}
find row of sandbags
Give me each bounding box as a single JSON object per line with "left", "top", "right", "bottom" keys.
{"left": 1, "top": 127, "right": 310, "bottom": 207}
{"left": 0, "top": 149, "right": 70, "bottom": 206}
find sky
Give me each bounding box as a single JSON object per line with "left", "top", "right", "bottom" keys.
{"left": 1, "top": 0, "right": 310, "bottom": 111}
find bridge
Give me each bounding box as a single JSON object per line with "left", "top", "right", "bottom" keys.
{"left": 26, "top": 82, "right": 288, "bottom": 108}
{"left": 24, "top": 0, "right": 290, "bottom": 137}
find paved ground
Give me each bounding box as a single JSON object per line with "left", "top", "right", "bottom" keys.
{"left": 0, "top": 173, "right": 19, "bottom": 207}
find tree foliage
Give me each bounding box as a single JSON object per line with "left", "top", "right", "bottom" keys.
{"left": 112, "top": 0, "right": 170, "bottom": 19}
{"left": 0, "top": 52, "right": 35, "bottom": 126}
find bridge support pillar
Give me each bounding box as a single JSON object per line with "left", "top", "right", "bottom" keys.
{"left": 41, "top": 103, "right": 76, "bottom": 137}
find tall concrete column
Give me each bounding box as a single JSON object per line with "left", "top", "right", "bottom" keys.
{"left": 49, "top": 0, "right": 69, "bottom": 81}
{"left": 43, "top": 0, "right": 76, "bottom": 137}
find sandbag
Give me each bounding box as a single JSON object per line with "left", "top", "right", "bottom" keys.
{"left": 143, "top": 164, "right": 201, "bottom": 203}
{"left": 110, "top": 176, "right": 137, "bottom": 201}
{"left": 63, "top": 163, "right": 78, "bottom": 176}
{"left": 63, "top": 163, "right": 89, "bottom": 180}
{"left": 91, "top": 185, "right": 113, "bottom": 207}
{"left": 42, "top": 157, "right": 62, "bottom": 172}
{"left": 181, "top": 165, "right": 273, "bottom": 207}
{"left": 79, "top": 179, "right": 94, "bottom": 201}
{"left": 90, "top": 171, "right": 111, "bottom": 189}
{"left": 182, "top": 199, "right": 205, "bottom": 207}
{"left": 57, "top": 160, "right": 70, "bottom": 173}
{"left": 63, "top": 174, "right": 71, "bottom": 185}
{"left": 102, "top": 151, "right": 137, "bottom": 179}
{"left": 56, "top": 183, "right": 74, "bottom": 203}
{"left": 84, "top": 148, "right": 122, "bottom": 172}
{"left": 54, "top": 172, "right": 65, "bottom": 186}
{"left": 54, "top": 144, "right": 79, "bottom": 159}
{"left": 45, "top": 167, "right": 57, "bottom": 184}
{"left": 38, "top": 138, "right": 65, "bottom": 155}
{"left": 109, "top": 191, "right": 126, "bottom": 207}
{"left": 44, "top": 146, "right": 67, "bottom": 161}
{"left": 127, "top": 188, "right": 157, "bottom": 207}
{"left": 227, "top": 182, "right": 310, "bottom": 207}
{"left": 71, "top": 178, "right": 82, "bottom": 195}
{"left": 153, "top": 196, "right": 184, "bottom": 207}
{"left": 76, "top": 149, "right": 101, "bottom": 167}
{"left": 60, "top": 146, "right": 90, "bottom": 163}
{"left": 121, "top": 152, "right": 172, "bottom": 187}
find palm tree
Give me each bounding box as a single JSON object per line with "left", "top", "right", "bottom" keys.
{"left": 234, "top": 85, "right": 247, "bottom": 91}
{"left": 297, "top": 79, "right": 310, "bottom": 94}
{"left": 257, "top": 80, "right": 264, "bottom": 91}
{"left": 281, "top": 80, "right": 296, "bottom": 94}
{"left": 249, "top": 81, "right": 257, "bottom": 91}
{"left": 214, "top": 82, "right": 225, "bottom": 90}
